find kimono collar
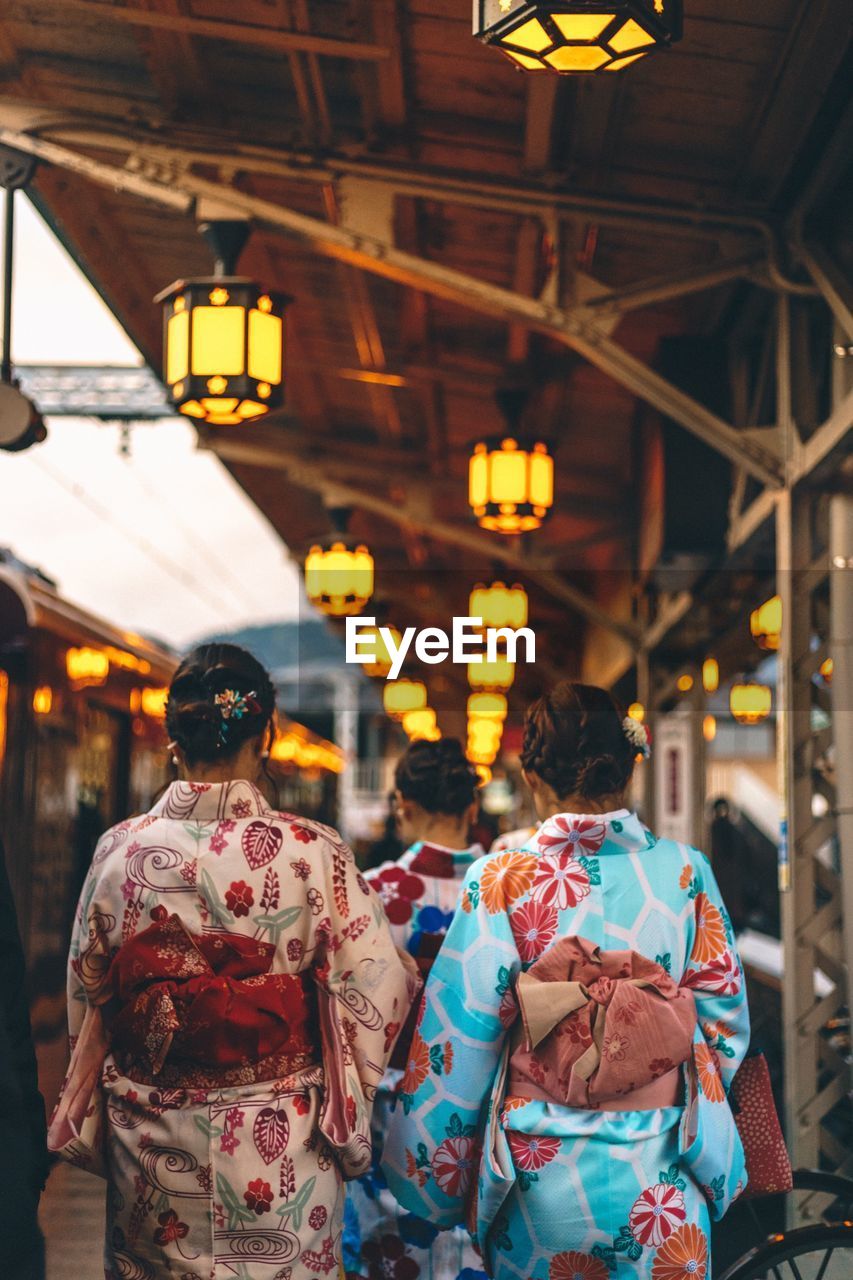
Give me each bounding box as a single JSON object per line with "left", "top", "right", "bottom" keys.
{"left": 407, "top": 840, "right": 485, "bottom": 879}
{"left": 531, "top": 809, "right": 653, "bottom": 857}
{"left": 149, "top": 780, "right": 272, "bottom": 823}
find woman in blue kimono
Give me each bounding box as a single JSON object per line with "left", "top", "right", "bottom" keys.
{"left": 384, "top": 682, "right": 750, "bottom": 1280}
{"left": 345, "top": 737, "right": 487, "bottom": 1280}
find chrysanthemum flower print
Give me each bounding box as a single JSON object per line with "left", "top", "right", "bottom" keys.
{"left": 510, "top": 899, "right": 559, "bottom": 963}
{"left": 629, "top": 1182, "right": 687, "bottom": 1247}
{"left": 694, "top": 1042, "right": 725, "bottom": 1102}
{"left": 682, "top": 949, "right": 741, "bottom": 996}
{"left": 689, "top": 891, "right": 727, "bottom": 963}
{"left": 530, "top": 852, "right": 591, "bottom": 910}
{"left": 400, "top": 1032, "right": 430, "bottom": 1095}
{"left": 506, "top": 1130, "right": 561, "bottom": 1172}
{"left": 549, "top": 1251, "right": 610, "bottom": 1280}
{"left": 651, "top": 1223, "right": 708, "bottom": 1280}
{"left": 479, "top": 851, "right": 537, "bottom": 914}
{"left": 431, "top": 1134, "right": 476, "bottom": 1197}
{"left": 538, "top": 815, "right": 606, "bottom": 859}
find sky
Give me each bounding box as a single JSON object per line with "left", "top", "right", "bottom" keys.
{"left": 0, "top": 196, "right": 304, "bottom": 649}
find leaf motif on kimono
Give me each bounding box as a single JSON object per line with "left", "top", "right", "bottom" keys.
{"left": 215, "top": 1172, "right": 256, "bottom": 1230}
{"left": 517, "top": 1170, "right": 539, "bottom": 1192}
{"left": 242, "top": 820, "right": 284, "bottom": 871}
{"left": 254, "top": 1106, "right": 289, "bottom": 1164}
{"left": 710, "top": 1174, "right": 726, "bottom": 1201}
{"left": 655, "top": 952, "right": 672, "bottom": 975}
{"left": 253, "top": 906, "right": 303, "bottom": 943}
{"left": 614, "top": 1225, "right": 643, "bottom": 1261}
{"left": 496, "top": 965, "right": 511, "bottom": 997}
{"left": 447, "top": 1113, "right": 464, "bottom": 1139}
{"left": 658, "top": 1163, "right": 687, "bottom": 1192}
{"left": 275, "top": 1174, "right": 316, "bottom": 1231}
{"left": 199, "top": 868, "right": 232, "bottom": 926}
{"left": 592, "top": 1243, "right": 617, "bottom": 1270}
{"left": 577, "top": 855, "right": 601, "bottom": 886}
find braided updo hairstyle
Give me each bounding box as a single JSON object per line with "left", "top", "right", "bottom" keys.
{"left": 395, "top": 738, "right": 480, "bottom": 816}
{"left": 165, "top": 643, "right": 276, "bottom": 767}
{"left": 521, "top": 681, "right": 635, "bottom": 802}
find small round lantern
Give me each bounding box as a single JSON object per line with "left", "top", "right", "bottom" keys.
{"left": 403, "top": 707, "right": 440, "bottom": 740}
{"left": 383, "top": 679, "right": 428, "bottom": 719}
{"left": 702, "top": 658, "right": 719, "bottom": 694}
{"left": 468, "top": 655, "right": 515, "bottom": 692}
{"left": 730, "top": 683, "right": 772, "bottom": 725}
{"left": 750, "top": 595, "right": 782, "bottom": 651}
{"left": 469, "top": 581, "right": 529, "bottom": 630}
{"left": 468, "top": 437, "right": 553, "bottom": 534}
{"left": 304, "top": 538, "right": 374, "bottom": 618}
{"left": 467, "top": 691, "right": 508, "bottom": 722}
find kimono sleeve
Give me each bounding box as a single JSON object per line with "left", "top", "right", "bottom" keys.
{"left": 682, "top": 853, "right": 750, "bottom": 1088}
{"left": 382, "top": 856, "right": 522, "bottom": 1229}
{"left": 314, "top": 836, "right": 419, "bottom": 1178}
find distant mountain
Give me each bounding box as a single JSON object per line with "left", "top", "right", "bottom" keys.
{"left": 196, "top": 619, "right": 347, "bottom": 672}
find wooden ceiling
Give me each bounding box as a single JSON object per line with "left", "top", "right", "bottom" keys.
{"left": 1, "top": 0, "right": 851, "bottom": 727}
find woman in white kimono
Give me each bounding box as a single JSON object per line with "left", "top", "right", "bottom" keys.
{"left": 344, "top": 737, "right": 486, "bottom": 1280}
{"left": 52, "top": 643, "right": 416, "bottom": 1280}
{"left": 384, "top": 682, "right": 750, "bottom": 1280}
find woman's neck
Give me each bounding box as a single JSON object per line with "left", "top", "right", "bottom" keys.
{"left": 540, "top": 793, "right": 627, "bottom": 820}
{"left": 412, "top": 815, "right": 471, "bottom": 851}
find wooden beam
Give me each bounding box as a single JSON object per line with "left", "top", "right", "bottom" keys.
{"left": 523, "top": 77, "right": 560, "bottom": 174}
{"left": 133, "top": 0, "right": 210, "bottom": 111}
{"left": 55, "top": 0, "right": 391, "bottom": 61}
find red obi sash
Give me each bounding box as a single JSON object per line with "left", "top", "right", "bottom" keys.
{"left": 507, "top": 936, "right": 696, "bottom": 1112}
{"left": 103, "top": 915, "right": 317, "bottom": 1088}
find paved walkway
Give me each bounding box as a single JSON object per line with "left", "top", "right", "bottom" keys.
{"left": 41, "top": 1161, "right": 105, "bottom": 1280}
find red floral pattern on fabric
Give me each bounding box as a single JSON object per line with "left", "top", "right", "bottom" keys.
{"left": 681, "top": 949, "right": 741, "bottom": 996}
{"left": 629, "top": 1182, "right": 686, "bottom": 1246}
{"left": 506, "top": 1130, "right": 561, "bottom": 1171}
{"left": 510, "top": 899, "right": 559, "bottom": 963}
{"left": 370, "top": 866, "right": 426, "bottom": 925}
{"left": 362, "top": 1234, "right": 420, "bottom": 1280}
{"left": 538, "top": 815, "right": 606, "bottom": 859}
{"left": 225, "top": 880, "right": 254, "bottom": 917}
{"left": 529, "top": 853, "right": 591, "bottom": 910}
{"left": 243, "top": 1178, "right": 273, "bottom": 1214}
{"left": 651, "top": 1223, "right": 708, "bottom": 1280}
{"left": 549, "top": 1251, "right": 610, "bottom": 1280}
{"left": 431, "top": 1135, "right": 476, "bottom": 1197}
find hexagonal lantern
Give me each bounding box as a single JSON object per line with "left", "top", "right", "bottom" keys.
{"left": 474, "top": 0, "right": 682, "bottom": 74}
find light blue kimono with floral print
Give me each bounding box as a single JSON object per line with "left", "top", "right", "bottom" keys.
{"left": 383, "top": 810, "right": 749, "bottom": 1280}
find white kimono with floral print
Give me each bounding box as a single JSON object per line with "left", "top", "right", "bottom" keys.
{"left": 66, "top": 780, "right": 414, "bottom": 1280}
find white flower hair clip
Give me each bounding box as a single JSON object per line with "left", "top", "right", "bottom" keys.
{"left": 623, "top": 715, "right": 652, "bottom": 759}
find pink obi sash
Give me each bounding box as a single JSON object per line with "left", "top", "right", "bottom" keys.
{"left": 507, "top": 936, "right": 696, "bottom": 1112}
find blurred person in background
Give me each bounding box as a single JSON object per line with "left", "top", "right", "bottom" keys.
{"left": 344, "top": 737, "right": 487, "bottom": 1280}
{"left": 0, "top": 835, "right": 47, "bottom": 1279}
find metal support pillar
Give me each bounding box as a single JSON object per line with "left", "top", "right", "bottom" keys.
{"left": 333, "top": 672, "right": 359, "bottom": 846}
{"left": 688, "top": 667, "right": 707, "bottom": 852}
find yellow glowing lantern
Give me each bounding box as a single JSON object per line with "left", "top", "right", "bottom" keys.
{"left": 66, "top": 647, "right": 110, "bottom": 687}
{"left": 474, "top": 0, "right": 682, "bottom": 74}
{"left": 703, "top": 714, "right": 717, "bottom": 742}
{"left": 702, "top": 658, "right": 719, "bottom": 694}
{"left": 820, "top": 657, "right": 833, "bottom": 684}
{"left": 730, "top": 683, "right": 772, "bottom": 725}
{"left": 468, "top": 655, "right": 515, "bottom": 691}
{"left": 157, "top": 278, "right": 286, "bottom": 426}
{"left": 467, "top": 691, "right": 508, "bottom": 722}
{"left": 750, "top": 595, "right": 782, "bottom": 651}
{"left": 383, "top": 679, "right": 428, "bottom": 720}
{"left": 677, "top": 673, "right": 694, "bottom": 693}
{"left": 141, "top": 687, "right": 169, "bottom": 719}
{"left": 627, "top": 702, "right": 645, "bottom": 722}
{"left": 304, "top": 539, "right": 374, "bottom": 618}
{"left": 403, "top": 707, "right": 439, "bottom": 740}
{"left": 476, "top": 764, "right": 493, "bottom": 785}
{"left": 356, "top": 625, "right": 403, "bottom": 678}
{"left": 468, "top": 437, "right": 553, "bottom": 534}
{"left": 33, "top": 686, "right": 53, "bottom": 715}
{"left": 468, "top": 716, "right": 503, "bottom": 754}
{"left": 469, "top": 581, "right": 529, "bottom": 630}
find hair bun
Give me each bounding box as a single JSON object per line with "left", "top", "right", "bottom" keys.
{"left": 521, "top": 681, "right": 635, "bottom": 803}
{"left": 165, "top": 643, "right": 276, "bottom": 767}
{"left": 395, "top": 737, "right": 479, "bottom": 816}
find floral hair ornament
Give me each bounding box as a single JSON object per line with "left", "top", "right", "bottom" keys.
{"left": 213, "top": 688, "right": 261, "bottom": 744}
{"left": 623, "top": 715, "right": 652, "bottom": 760}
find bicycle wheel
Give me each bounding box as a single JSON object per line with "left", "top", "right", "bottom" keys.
{"left": 718, "top": 1222, "right": 853, "bottom": 1280}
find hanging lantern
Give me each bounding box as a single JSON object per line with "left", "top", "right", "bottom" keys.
{"left": 403, "top": 707, "right": 440, "bottom": 740}
{"left": 141, "top": 687, "right": 169, "bottom": 719}
{"left": 702, "top": 658, "right": 719, "bottom": 694}
{"left": 730, "top": 683, "right": 772, "bottom": 725}
{"left": 820, "top": 657, "right": 833, "bottom": 685}
{"left": 467, "top": 691, "right": 508, "bottom": 722}
{"left": 750, "top": 595, "right": 782, "bottom": 651}
{"left": 468, "top": 655, "right": 515, "bottom": 692}
{"left": 475, "top": 764, "right": 493, "bottom": 786}
{"left": 32, "top": 686, "right": 53, "bottom": 715}
{"left": 677, "top": 673, "right": 693, "bottom": 693}
{"left": 474, "top": 0, "right": 683, "bottom": 74}
{"left": 355, "top": 625, "right": 403, "bottom": 678}
{"left": 468, "top": 716, "right": 503, "bottom": 754}
{"left": 469, "top": 581, "right": 529, "bottom": 630}
{"left": 627, "top": 701, "right": 644, "bottom": 722}
{"left": 305, "top": 537, "right": 374, "bottom": 618}
{"left": 468, "top": 437, "right": 553, "bottom": 534}
{"left": 66, "top": 647, "right": 110, "bottom": 688}
{"left": 156, "top": 219, "right": 287, "bottom": 427}
{"left": 703, "top": 714, "right": 717, "bottom": 742}
{"left": 383, "top": 679, "right": 428, "bottom": 720}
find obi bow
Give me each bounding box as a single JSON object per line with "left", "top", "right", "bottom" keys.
{"left": 510, "top": 935, "right": 696, "bottom": 1109}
